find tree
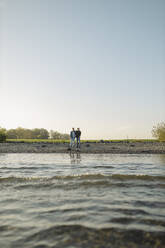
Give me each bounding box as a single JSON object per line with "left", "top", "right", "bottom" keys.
{"left": 0, "top": 127, "right": 6, "bottom": 142}
{"left": 152, "top": 122, "right": 165, "bottom": 141}
{"left": 31, "top": 128, "right": 49, "bottom": 139}
{"left": 50, "top": 130, "right": 61, "bottom": 139}
{"left": 15, "top": 127, "right": 27, "bottom": 139}
{"left": 60, "top": 133, "right": 70, "bottom": 140}
{"left": 6, "top": 129, "right": 18, "bottom": 139}
{"left": 6, "top": 127, "right": 32, "bottom": 139}
{"left": 3, "top": 127, "right": 69, "bottom": 140}
{"left": 6, "top": 127, "right": 49, "bottom": 139}
{"left": 49, "top": 130, "right": 69, "bottom": 140}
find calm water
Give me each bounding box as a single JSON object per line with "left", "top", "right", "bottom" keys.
{"left": 0, "top": 153, "right": 165, "bottom": 248}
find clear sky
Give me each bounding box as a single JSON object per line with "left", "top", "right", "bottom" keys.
{"left": 1, "top": 0, "right": 165, "bottom": 139}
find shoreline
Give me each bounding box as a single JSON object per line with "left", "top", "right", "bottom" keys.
{"left": 0, "top": 141, "right": 165, "bottom": 154}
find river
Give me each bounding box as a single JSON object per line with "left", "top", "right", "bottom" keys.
{"left": 0, "top": 153, "right": 165, "bottom": 247}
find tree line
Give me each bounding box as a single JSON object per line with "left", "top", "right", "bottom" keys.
{"left": 0, "top": 122, "right": 165, "bottom": 142}
{"left": 0, "top": 127, "right": 69, "bottom": 141}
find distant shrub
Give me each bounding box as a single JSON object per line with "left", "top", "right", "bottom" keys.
{"left": 49, "top": 130, "right": 70, "bottom": 140}
{"left": 152, "top": 122, "right": 165, "bottom": 141}
{"left": 0, "top": 130, "right": 7, "bottom": 142}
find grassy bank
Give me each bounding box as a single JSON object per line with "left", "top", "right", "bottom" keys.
{"left": 6, "top": 139, "right": 159, "bottom": 143}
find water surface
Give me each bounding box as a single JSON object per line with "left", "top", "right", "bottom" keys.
{"left": 0, "top": 153, "right": 165, "bottom": 247}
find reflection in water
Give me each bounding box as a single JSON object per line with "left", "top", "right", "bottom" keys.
{"left": 69, "top": 151, "right": 81, "bottom": 164}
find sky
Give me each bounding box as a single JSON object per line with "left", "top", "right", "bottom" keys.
{"left": 0, "top": 0, "right": 165, "bottom": 139}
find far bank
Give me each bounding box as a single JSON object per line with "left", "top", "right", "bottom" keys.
{"left": 0, "top": 141, "right": 165, "bottom": 154}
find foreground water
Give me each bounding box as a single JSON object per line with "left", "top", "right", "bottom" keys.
{"left": 0, "top": 153, "right": 165, "bottom": 248}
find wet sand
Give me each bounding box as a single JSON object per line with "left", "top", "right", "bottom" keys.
{"left": 0, "top": 141, "right": 165, "bottom": 154}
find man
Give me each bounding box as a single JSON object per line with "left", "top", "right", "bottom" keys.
{"left": 75, "top": 128, "right": 81, "bottom": 149}
{"left": 70, "top": 128, "right": 75, "bottom": 148}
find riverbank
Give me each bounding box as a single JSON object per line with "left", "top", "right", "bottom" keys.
{"left": 0, "top": 141, "right": 165, "bottom": 154}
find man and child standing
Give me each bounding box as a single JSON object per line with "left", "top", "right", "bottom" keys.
{"left": 70, "top": 128, "right": 81, "bottom": 149}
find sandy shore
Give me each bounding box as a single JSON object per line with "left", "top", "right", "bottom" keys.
{"left": 0, "top": 141, "right": 165, "bottom": 154}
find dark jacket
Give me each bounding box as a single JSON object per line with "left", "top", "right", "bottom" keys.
{"left": 75, "top": 130, "right": 81, "bottom": 138}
